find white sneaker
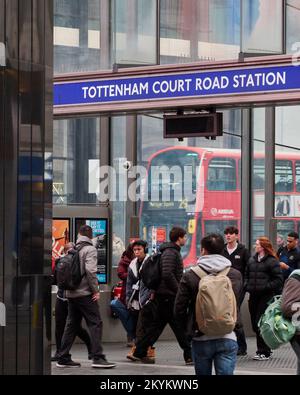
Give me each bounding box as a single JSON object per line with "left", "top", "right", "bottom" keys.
{"left": 252, "top": 353, "right": 270, "bottom": 361}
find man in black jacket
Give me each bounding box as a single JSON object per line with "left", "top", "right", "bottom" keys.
{"left": 222, "top": 226, "right": 250, "bottom": 356}
{"left": 175, "top": 233, "right": 242, "bottom": 375}
{"left": 131, "top": 227, "right": 192, "bottom": 364}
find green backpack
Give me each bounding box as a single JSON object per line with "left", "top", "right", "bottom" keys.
{"left": 258, "top": 295, "right": 296, "bottom": 350}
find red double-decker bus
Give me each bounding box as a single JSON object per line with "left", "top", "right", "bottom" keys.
{"left": 139, "top": 146, "right": 300, "bottom": 267}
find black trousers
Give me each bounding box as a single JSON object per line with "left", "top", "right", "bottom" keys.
{"left": 234, "top": 289, "right": 247, "bottom": 352}
{"left": 248, "top": 293, "right": 273, "bottom": 356}
{"left": 54, "top": 297, "right": 91, "bottom": 356}
{"left": 134, "top": 296, "right": 191, "bottom": 360}
{"left": 58, "top": 295, "right": 103, "bottom": 362}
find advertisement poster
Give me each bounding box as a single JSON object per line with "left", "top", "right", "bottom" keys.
{"left": 75, "top": 218, "right": 108, "bottom": 284}
{"left": 151, "top": 226, "right": 167, "bottom": 252}
{"left": 52, "top": 219, "right": 70, "bottom": 270}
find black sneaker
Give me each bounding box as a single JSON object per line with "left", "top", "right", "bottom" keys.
{"left": 237, "top": 349, "right": 247, "bottom": 356}
{"left": 185, "top": 358, "right": 194, "bottom": 366}
{"left": 56, "top": 360, "right": 81, "bottom": 368}
{"left": 92, "top": 357, "right": 116, "bottom": 369}
{"left": 141, "top": 356, "right": 155, "bottom": 364}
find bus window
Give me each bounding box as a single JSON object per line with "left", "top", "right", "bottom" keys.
{"left": 204, "top": 220, "right": 238, "bottom": 236}
{"left": 275, "top": 160, "right": 293, "bottom": 192}
{"left": 296, "top": 162, "right": 300, "bottom": 192}
{"left": 277, "top": 220, "right": 295, "bottom": 240}
{"left": 207, "top": 158, "right": 236, "bottom": 191}
{"left": 253, "top": 159, "right": 265, "bottom": 190}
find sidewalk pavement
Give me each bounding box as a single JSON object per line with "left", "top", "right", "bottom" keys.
{"left": 52, "top": 337, "right": 297, "bottom": 375}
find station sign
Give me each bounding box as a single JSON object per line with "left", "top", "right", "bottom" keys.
{"left": 54, "top": 59, "right": 300, "bottom": 113}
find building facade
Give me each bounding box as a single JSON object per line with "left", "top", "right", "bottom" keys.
{"left": 0, "top": 0, "right": 53, "bottom": 374}
{"left": 52, "top": 0, "right": 300, "bottom": 342}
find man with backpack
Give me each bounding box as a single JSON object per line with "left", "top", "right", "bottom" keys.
{"left": 131, "top": 227, "right": 192, "bottom": 365}
{"left": 174, "top": 233, "right": 242, "bottom": 375}
{"left": 51, "top": 242, "right": 92, "bottom": 362}
{"left": 56, "top": 225, "right": 116, "bottom": 369}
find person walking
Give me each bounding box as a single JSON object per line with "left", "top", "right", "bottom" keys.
{"left": 281, "top": 269, "right": 300, "bottom": 375}
{"left": 175, "top": 233, "right": 242, "bottom": 375}
{"left": 131, "top": 227, "right": 192, "bottom": 365}
{"left": 51, "top": 242, "right": 92, "bottom": 362}
{"left": 222, "top": 226, "right": 250, "bottom": 356}
{"left": 56, "top": 225, "right": 116, "bottom": 369}
{"left": 110, "top": 242, "right": 136, "bottom": 346}
{"left": 245, "top": 236, "right": 283, "bottom": 361}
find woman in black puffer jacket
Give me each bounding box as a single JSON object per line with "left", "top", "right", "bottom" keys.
{"left": 245, "top": 236, "right": 283, "bottom": 360}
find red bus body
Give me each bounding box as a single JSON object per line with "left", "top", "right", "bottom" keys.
{"left": 140, "top": 146, "right": 300, "bottom": 268}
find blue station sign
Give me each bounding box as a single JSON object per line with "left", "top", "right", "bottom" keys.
{"left": 54, "top": 63, "right": 300, "bottom": 108}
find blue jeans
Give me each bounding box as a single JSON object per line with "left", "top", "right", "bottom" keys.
{"left": 110, "top": 299, "right": 137, "bottom": 339}
{"left": 192, "top": 339, "right": 238, "bottom": 376}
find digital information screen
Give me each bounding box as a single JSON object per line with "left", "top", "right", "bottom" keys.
{"left": 75, "top": 218, "right": 108, "bottom": 284}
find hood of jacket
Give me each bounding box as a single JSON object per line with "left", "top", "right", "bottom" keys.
{"left": 197, "top": 254, "right": 231, "bottom": 274}
{"left": 76, "top": 235, "right": 93, "bottom": 247}
{"left": 159, "top": 242, "right": 180, "bottom": 253}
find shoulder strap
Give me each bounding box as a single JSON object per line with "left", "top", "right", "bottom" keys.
{"left": 191, "top": 266, "right": 208, "bottom": 279}
{"left": 76, "top": 242, "right": 92, "bottom": 252}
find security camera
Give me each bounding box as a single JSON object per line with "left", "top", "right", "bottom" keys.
{"left": 123, "top": 160, "right": 132, "bottom": 171}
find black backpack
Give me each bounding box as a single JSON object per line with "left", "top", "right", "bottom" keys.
{"left": 56, "top": 243, "right": 89, "bottom": 291}
{"left": 140, "top": 252, "right": 162, "bottom": 290}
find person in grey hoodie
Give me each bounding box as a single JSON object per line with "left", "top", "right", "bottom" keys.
{"left": 56, "top": 225, "right": 116, "bottom": 369}
{"left": 175, "top": 233, "right": 243, "bottom": 376}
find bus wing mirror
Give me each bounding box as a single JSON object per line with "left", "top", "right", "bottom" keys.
{"left": 188, "top": 219, "right": 196, "bottom": 234}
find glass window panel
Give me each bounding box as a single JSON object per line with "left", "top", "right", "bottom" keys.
{"left": 111, "top": 0, "right": 157, "bottom": 66}
{"left": 111, "top": 117, "right": 127, "bottom": 267}
{"left": 241, "top": 0, "right": 283, "bottom": 54}
{"left": 207, "top": 158, "right": 237, "bottom": 191}
{"left": 160, "top": 0, "right": 240, "bottom": 64}
{"left": 286, "top": 0, "right": 300, "bottom": 54}
{"left": 53, "top": 117, "right": 101, "bottom": 204}
{"left": 252, "top": 108, "right": 265, "bottom": 244}
{"left": 54, "top": 0, "right": 101, "bottom": 74}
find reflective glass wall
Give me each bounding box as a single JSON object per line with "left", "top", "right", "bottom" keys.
{"left": 53, "top": 118, "right": 101, "bottom": 204}
{"left": 0, "top": 0, "right": 53, "bottom": 375}
{"left": 54, "top": 0, "right": 300, "bottom": 74}
{"left": 111, "top": 0, "right": 157, "bottom": 66}
{"left": 160, "top": 0, "right": 240, "bottom": 64}
{"left": 54, "top": 0, "right": 101, "bottom": 73}
{"left": 286, "top": 0, "right": 300, "bottom": 54}
{"left": 275, "top": 106, "right": 300, "bottom": 245}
